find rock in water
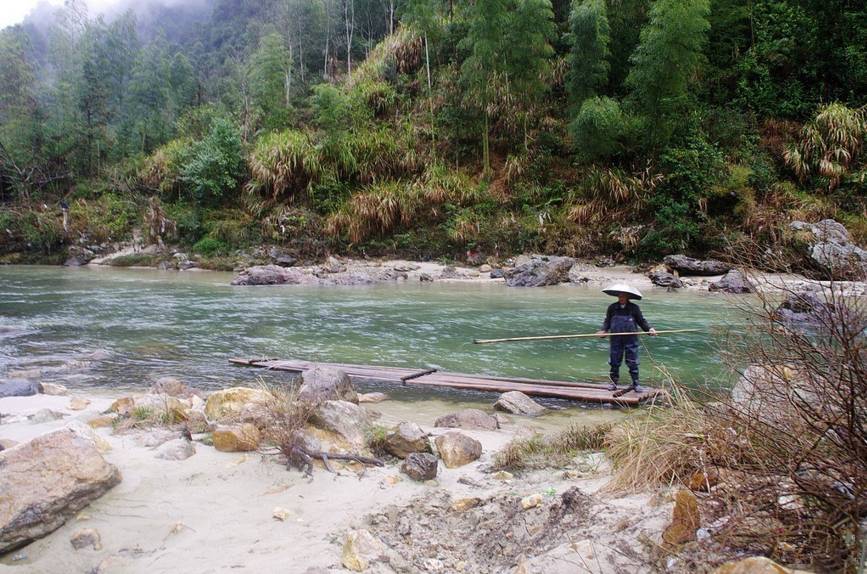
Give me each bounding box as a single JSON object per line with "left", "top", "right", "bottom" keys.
{"left": 434, "top": 432, "right": 483, "bottom": 468}
{"left": 709, "top": 270, "right": 755, "bottom": 293}
{"left": 662, "top": 489, "right": 700, "bottom": 545}
{"left": 504, "top": 256, "right": 575, "bottom": 287}
{"left": 790, "top": 219, "right": 867, "bottom": 279}
{"left": 70, "top": 528, "right": 102, "bottom": 551}
{"left": 342, "top": 529, "right": 387, "bottom": 572}
{"left": 213, "top": 423, "right": 261, "bottom": 452}
{"left": 0, "top": 428, "right": 121, "bottom": 553}
{"left": 494, "top": 391, "right": 547, "bottom": 417}
{"left": 298, "top": 366, "right": 358, "bottom": 404}
{"left": 663, "top": 255, "right": 731, "bottom": 276}
{"left": 434, "top": 409, "right": 498, "bottom": 431}
{"left": 401, "top": 452, "right": 438, "bottom": 481}
{"left": 204, "top": 387, "right": 273, "bottom": 422}
{"left": 155, "top": 438, "right": 196, "bottom": 461}
{"left": 308, "top": 400, "right": 370, "bottom": 449}
{"left": 385, "top": 422, "right": 431, "bottom": 458}
{"left": 648, "top": 270, "right": 683, "bottom": 288}
{"left": 230, "top": 265, "right": 304, "bottom": 286}
{"left": 0, "top": 380, "right": 39, "bottom": 398}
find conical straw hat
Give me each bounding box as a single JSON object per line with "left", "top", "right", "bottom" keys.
{"left": 602, "top": 283, "right": 643, "bottom": 300}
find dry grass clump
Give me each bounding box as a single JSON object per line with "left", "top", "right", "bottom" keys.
{"left": 493, "top": 422, "right": 611, "bottom": 472}
{"left": 325, "top": 180, "right": 422, "bottom": 242}
{"left": 247, "top": 130, "right": 320, "bottom": 199}
{"left": 259, "top": 383, "right": 316, "bottom": 470}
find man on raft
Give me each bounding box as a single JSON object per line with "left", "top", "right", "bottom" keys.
{"left": 596, "top": 284, "right": 656, "bottom": 393}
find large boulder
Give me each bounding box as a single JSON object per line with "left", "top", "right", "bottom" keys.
{"left": 731, "top": 365, "right": 816, "bottom": 416}
{"left": 298, "top": 366, "right": 358, "bottom": 404}
{"left": 385, "top": 422, "right": 431, "bottom": 458}
{"left": 494, "top": 391, "right": 547, "bottom": 417}
{"left": 0, "top": 379, "right": 40, "bottom": 398}
{"left": 434, "top": 431, "right": 483, "bottom": 468}
{"left": 0, "top": 428, "right": 121, "bottom": 553}
{"left": 342, "top": 529, "right": 387, "bottom": 572}
{"left": 309, "top": 400, "right": 370, "bottom": 449}
{"left": 434, "top": 409, "right": 499, "bottom": 431}
{"left": 790, "top": 219, "right": 867, "bottom": 280}
{"left": 230, "top": 265, "right": 305, "bottom": 286}
{"left": 504, "top": 256, "right": 576, "bottom": 287}
{"left": 648, "top": 270, "right": 683, "bottom": 288}
{"left": 204, "top": 387, "right": 273, "bottom": 422}
{"left": 773, "top": 292, "right": 838, "bottom": 328}
{"left": 664, "top": 255, "right": 731, "bottom": 276}
{"left": 213, "top": 423, "right": 261, "bottom": 452}
{"left": 401, "top": 452, "right": 438, "bottom": 481}
{"left": 709, "top": 270, "right": 755, "bottom": 293}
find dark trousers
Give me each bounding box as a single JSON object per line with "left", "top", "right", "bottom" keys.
{"left": 609, "top": 336, "right": 640, "bottom": 384}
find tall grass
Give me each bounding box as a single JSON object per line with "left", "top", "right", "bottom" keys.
{"left": 247, "top": 130, "right": 320, "bottom": 199}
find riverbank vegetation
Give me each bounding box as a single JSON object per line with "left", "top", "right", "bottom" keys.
{"left": 0, "top": 0, "right": 864, "bottom": 266}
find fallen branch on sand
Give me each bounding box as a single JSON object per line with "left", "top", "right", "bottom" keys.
{"left": 288, "top": 445, "right": 384, "bottom": 475}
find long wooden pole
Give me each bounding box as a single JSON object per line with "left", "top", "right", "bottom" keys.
{"left": 473, "top": 328, "right": 702, "bottom": 345}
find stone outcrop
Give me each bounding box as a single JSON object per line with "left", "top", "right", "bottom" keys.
{"left": 709, "top": 270, "right": 755, "bottom": 293}
{"left": 504, "top": 256, "right": 576, "bottom": 287}
{"left": 342, "top": 529, "right": 387, "bottom": 572}
{"left": 384, "top": 422, "right": 431, "bottom": 458}
{"left": 298, "top": 366, "right": 358, "bottom": 404}
{"left": 213, "top": 423, "right": 261, "bottom": 452}
{"left": 0, "top": 379, "right": 40, "bottom": 398}
{"left": 648, "top": 270, "right": 683, "bottom": 288}
{"left": 231, "top": 265, "right": 305, "bottom": 286}
{"left": 0, "top": 428, "right": 121, "bottom": 553}
{"left": 664, "top": 254, "right": 731, "bottom": 276}
{"left": 309, "top": 400, "right": 370, "bottom": 450}
{"left": 204, "top": 387, "right": 273, "bottom": 422}
{"left": 494, "top": 391, "right": 547, "bottom": 417}
{"left": 401, "top": 452, "right": 438, "bottom": 481}
{"left": 662, "top": 489, "right": 700, "bottom": 545}
{"left": 434, "top": 432, "right": 483, "bottom": 468}
{"left": 790, "top": 219, "right": 867, "bottom": 279}
{"left": 434, "top": 409, "right": 499, "bottom": 431}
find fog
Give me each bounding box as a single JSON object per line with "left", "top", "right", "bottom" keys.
{"left": 1, "top": 0, "right": 209, "bottom": 30}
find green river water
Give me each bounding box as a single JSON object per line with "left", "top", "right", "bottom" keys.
{"left": 0, "top": 266, "right": 741, "bottom": 409}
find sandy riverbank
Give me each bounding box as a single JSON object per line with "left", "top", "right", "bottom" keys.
{"left": 0, "top": 390, "right": 667, "bottom": 574}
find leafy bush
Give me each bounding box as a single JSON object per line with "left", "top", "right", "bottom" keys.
{"left": 68, "top": 193, "right": 138, "bottom": 244}
{"left": 180, "top": 118, "right": 245, "bottom": 204}
{"left": 570, "top": 98, "right": 631, "bottom": 162}
{"left": 192, "top": 237, "right": 229, "bottom": 256}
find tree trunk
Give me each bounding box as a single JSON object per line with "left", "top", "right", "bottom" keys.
{"left": 344, "top": 0, "right": 354, "bottom": 78}
{"left": 482, "top": 112, "right": 491, "bottom": 177}
{"left": 323, "top": 0, "right": 331, "bottom": 79}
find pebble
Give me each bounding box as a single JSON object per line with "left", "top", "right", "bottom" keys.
{"left": 68, "top": 397, "right": 91, "bottom": 411}
{"left": 520, "top": 494, "right": 543, "bottom": 510}
{"left": 272, "top": 507, "right": 290, "bottom": 521}
{"left": 492, "top": 471, "right": 514, "bottom": 481}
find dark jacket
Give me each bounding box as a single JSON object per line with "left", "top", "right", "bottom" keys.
{"left": 602, "top": 301, "right": 651, "bottom": 333}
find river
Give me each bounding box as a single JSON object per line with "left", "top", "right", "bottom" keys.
{"left": 0, "top": 265, "right": 739, "bottom": 409}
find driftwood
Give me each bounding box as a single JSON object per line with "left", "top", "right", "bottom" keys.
{"left": 287, "top": 445, "right": 383, "bottom": 475}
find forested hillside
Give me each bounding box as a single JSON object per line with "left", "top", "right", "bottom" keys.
{"left": 0, "top": 0, "right": 865, "bottom": 267}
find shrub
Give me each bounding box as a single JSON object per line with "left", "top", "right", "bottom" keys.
{"left": 180, "top": 118, "right": 245, "bottom": 204}
{"left": 326, "top": 181, "right": 421, "bottom": 242}
{"left": 569, "top": 96, "right": 632, "bottom": 161}
{"left": 247, "top": 130, "right": 320, "bottom": 199}
{"left": 192, "top": 237, "right": 229, "bottom": 256}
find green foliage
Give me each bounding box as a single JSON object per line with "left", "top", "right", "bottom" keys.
{"left": 250, "top": 32, "right": 293, "bottom": 130}
{"left": 626, "top": 0, "right": 710, "bottom": 144}
{"left": 192, "top": 236, "right": 230, "bottom": 256}
{"left": 248, "top": 130, "right": 320, "bottom": 199}
{"left": 180, "top": 118, "right": 245, "bottom": 204}
{"left": 68, "top": 193, "right": 138, "bottom": 244}
{"left": 567, "top": 0, "right": 610, "bottom": 104}
{"left": 569, "top": 96, "right": 631, "bottom": 161}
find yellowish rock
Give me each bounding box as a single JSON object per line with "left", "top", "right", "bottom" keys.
{"left": 68, "top": 397, "right": 91, "bottom": 411}
{"left": 521, "top": 494, "right": 543, "bottom": 510}
{"left": 87, "top": 415, "right": 118, "bottom": 429}
{"left": 272, "top": 507, "right": 290, "bottom": 521}
{"left": 385, "top": 475, "right": 402, "bottom": 486}
{"left": 40, "top": 383, "right": 68, "bottom": 396}
{"left": 108, "top": 397, "right": 135, "bottom": 417}
{"left": 341, "top": 529, "right": 386, "bottom": 572}
{"left": 450, "top": 497, "right": 481, "bottom": 512}
{"left": 212, "top": 423, "right": 260, "bottom": 452}
{"left": 662, "top": 489, "right": 700, "bottom": 545}
{"left": 712, "top": 557, "right": 798, "bottom": 574}
{"left": 204, "top": 387, "right": 272, "bottom": 422}
{"left": 493, "top": 470, "right": 514, "bottom": 481}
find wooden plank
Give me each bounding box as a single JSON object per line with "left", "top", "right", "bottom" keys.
{"left": 229, "top": 357, "right": 667, "bottom": 406}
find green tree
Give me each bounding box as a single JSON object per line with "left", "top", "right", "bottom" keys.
{"left": 625, "top": 0, "right": 710, "bottom": 143}
{"left": 180, "top": 118, "right": 245, "bottom": 203}
{"left": 567, "top": 0, "right": 610, "bottom": 105}
{"left": 250, "top": 31, "right": 293, "bottom": 130}
{"left": 124, "top": 43, "right": 171, "bottom": 155}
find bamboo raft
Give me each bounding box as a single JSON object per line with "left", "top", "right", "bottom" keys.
{"left": 229, "top": 358, "right": 668, "bottom": 406}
